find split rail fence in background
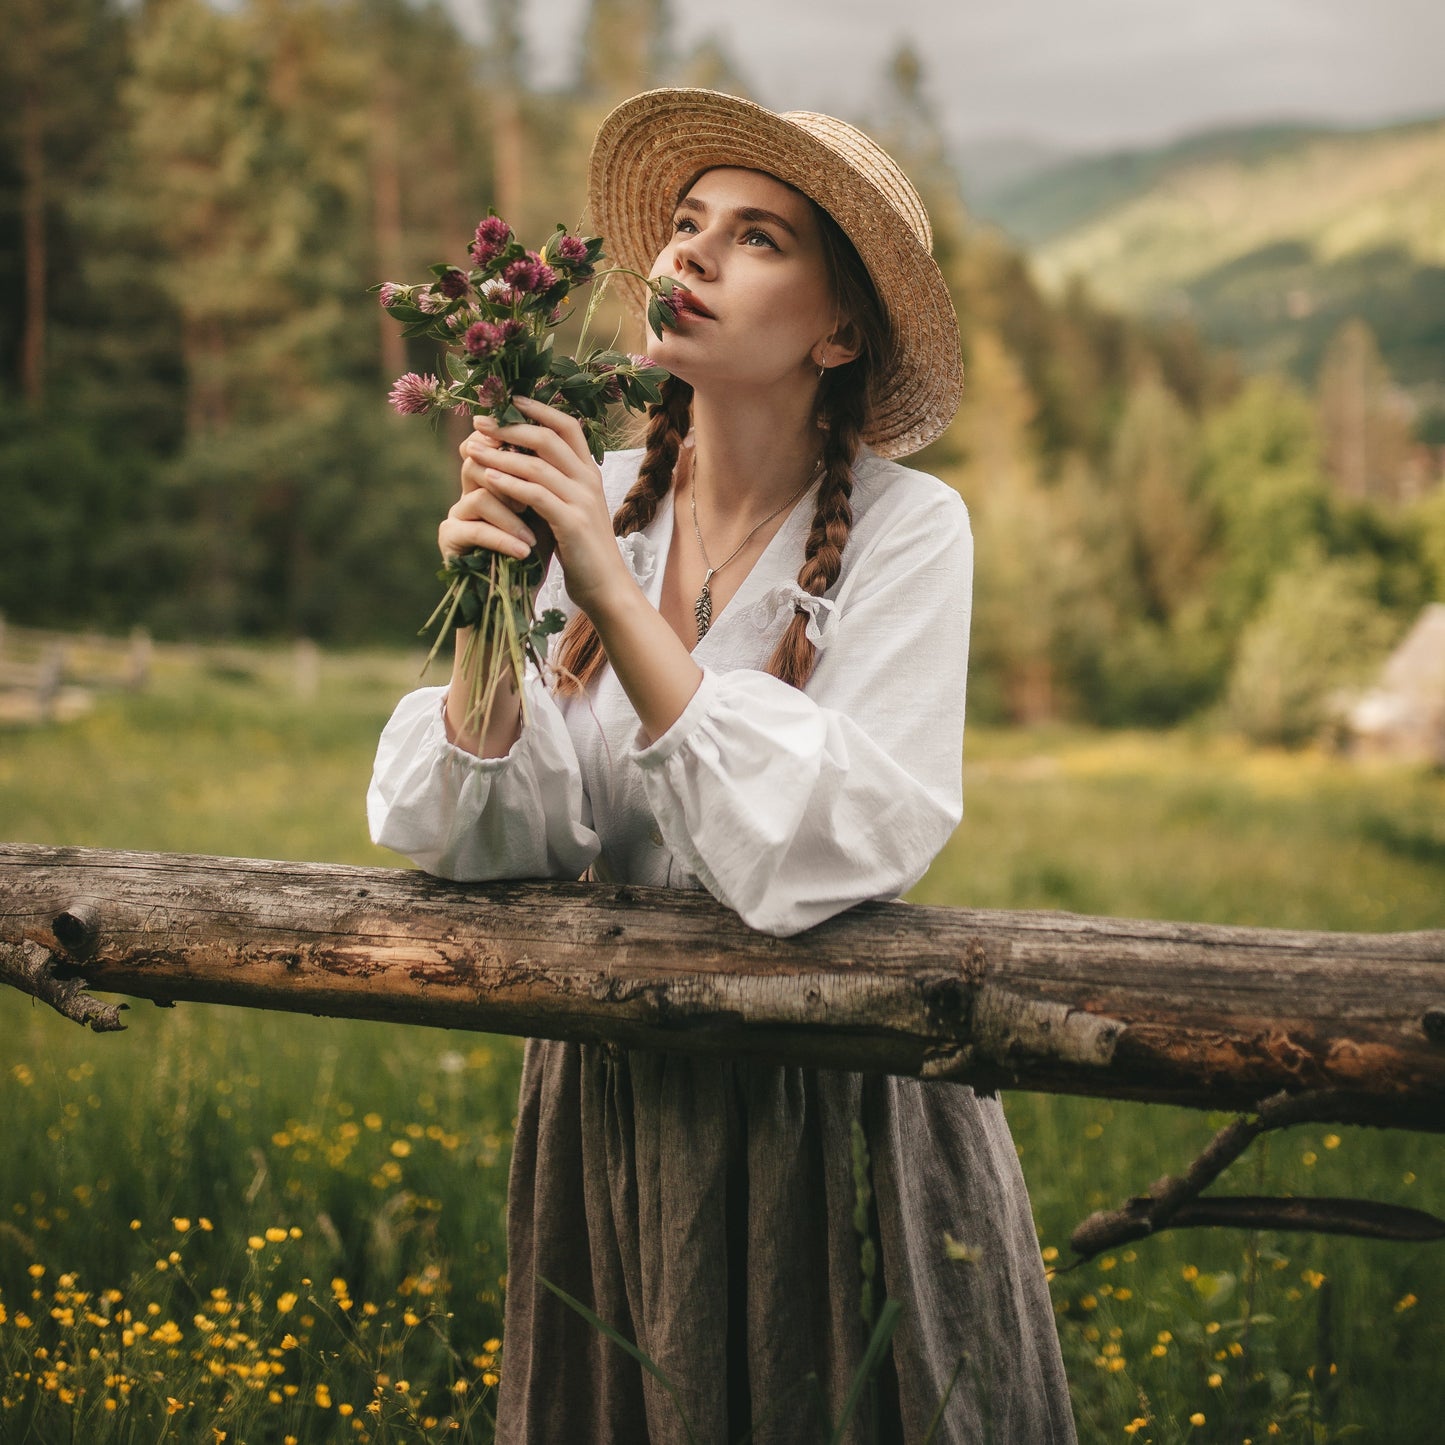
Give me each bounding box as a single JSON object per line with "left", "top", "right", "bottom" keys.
{"left": 0, "top": 618, "right": 152, "bottom": 724}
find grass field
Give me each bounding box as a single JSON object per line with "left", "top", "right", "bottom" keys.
{"left": 1, "top": 647, "right": 1441, "bottom": 1443}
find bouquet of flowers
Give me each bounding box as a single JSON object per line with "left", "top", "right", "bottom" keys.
{"left": 374, "top": 216, "right": 686, "bottom": 735}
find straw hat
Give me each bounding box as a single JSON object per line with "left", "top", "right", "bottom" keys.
{"left": 587, "top": 88, "right": 962, "bottom": 459}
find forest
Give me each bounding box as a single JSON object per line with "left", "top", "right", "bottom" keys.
{"left": 2, "top": 0, "right": 1444, "bottom": 742}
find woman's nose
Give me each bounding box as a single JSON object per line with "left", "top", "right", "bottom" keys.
{"left": 672, "top": 232, "right": 715, "bottom": 279}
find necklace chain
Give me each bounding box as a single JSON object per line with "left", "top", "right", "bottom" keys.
{"left": 689, "top": 456, "right": 821, "bottom": 641}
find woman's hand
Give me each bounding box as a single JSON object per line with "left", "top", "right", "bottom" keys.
{"left": 451, "top": 397, "right": 631, "bottom": 616}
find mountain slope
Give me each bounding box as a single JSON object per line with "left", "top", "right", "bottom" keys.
{"left": 994, "top": 117, "right": 1445, "bottom": 398}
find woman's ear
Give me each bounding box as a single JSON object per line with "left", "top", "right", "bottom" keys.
{"left": 815, "top": 317, "right": 863, "bottom": 370}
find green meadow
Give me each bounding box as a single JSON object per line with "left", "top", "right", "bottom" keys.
{"left": 1, "top": 649, "right": 1441, "bottom": 1443}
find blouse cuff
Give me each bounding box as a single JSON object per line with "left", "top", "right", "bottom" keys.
{"left": 433, "top": 689, "right": 531, "bottom": 770}
{"left": 629, "top": 669, "right": 723, "bottom": 767}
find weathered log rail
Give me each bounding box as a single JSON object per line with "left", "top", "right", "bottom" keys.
{"left": 3, "top": 843, "right": 1444, "bottom": 1134}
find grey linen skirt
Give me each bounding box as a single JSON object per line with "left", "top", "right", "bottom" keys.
{"left": 496, "top": 1040, "right": 1076, "bottom": 1445}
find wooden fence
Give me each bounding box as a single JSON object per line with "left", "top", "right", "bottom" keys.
{"left": 0, "top": 617, "right": 151, "bottom": 723}
{"left": 3, "top": 842, "right": 1442, "bottom": 1255}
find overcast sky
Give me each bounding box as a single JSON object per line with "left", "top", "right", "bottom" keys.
{"left": 500, "top": 0, "right": 1445, "bottom": 153}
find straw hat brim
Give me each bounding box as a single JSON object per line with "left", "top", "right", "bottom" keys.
{"left": 587, "top": 88, "right": 962, "bottom": 460}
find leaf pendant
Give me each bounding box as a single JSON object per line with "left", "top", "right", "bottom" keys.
{"left": 694, "top": 581, "right": 713, "bottom": 641}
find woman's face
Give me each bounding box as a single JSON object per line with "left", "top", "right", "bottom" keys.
{"left": 646, "top": 167, "right": 849, "bottom": 391}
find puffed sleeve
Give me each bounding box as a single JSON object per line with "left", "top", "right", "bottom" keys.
{"left": 631, "top": 482, "right": 971, "bottom": 936}
{"left": 367, "top": 677, "right": 600, "bottom": 882}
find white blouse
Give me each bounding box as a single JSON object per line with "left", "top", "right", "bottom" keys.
{"left": 368, "top": 445, "right": 973, "bottom": 937}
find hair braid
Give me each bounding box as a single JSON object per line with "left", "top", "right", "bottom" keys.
{"left": 765, "top": 362, "right": 867, "bottom": 690}
{"left": 550, "top": 375, "right": 693, "bottom": 695}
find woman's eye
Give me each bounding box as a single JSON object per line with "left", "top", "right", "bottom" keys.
{"left": 743, "top": 229, "right": 778, "bottom": 249}
{"left": 672, "top": 217, "right": 698, "bottom": 234}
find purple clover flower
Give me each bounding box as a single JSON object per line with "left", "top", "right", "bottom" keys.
{"left": 475, "top": 376, "right": 508, "bottom": 410}
{"left": 377, "top": 282, "right": 408, "bottom": 309}
{"left": 437, "top": 268, "right": 471, "bottom": 300}
{"left": 416, "top": 289, "right": 449, "bottom": 314}
{"left": 388, "top": 372, "right": 444, "bottom": 416}
{"left": 470, "top": 216, "right": 512, "bottom": 267}
{"left": 502, "top": 252, "right": 558, "bottom": 294}
{"left": 463, "top": 320, "right": 505, "bottom": 358}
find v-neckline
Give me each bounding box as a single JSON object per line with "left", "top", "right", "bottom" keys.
{"left": 650, "top": 477, "right": 819, "bottom": 655}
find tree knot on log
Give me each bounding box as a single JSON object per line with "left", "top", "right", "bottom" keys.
{"left": 52, "top": 903, "right": 100, "bottom": 960}
{"left": 0, "top": 939, "right": 126, "bottom": 1032}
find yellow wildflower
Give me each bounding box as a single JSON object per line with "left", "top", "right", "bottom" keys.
{"left": 1190, "top": 1413, "right": 1206, "bottom": 1427}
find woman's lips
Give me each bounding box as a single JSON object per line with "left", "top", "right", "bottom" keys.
{"left": 670, "top": 289, "right": 715, "bottom": 320}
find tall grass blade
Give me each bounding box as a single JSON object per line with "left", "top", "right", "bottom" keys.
{"left": 539, "top": 1275, "right": 700, "bottom": 1445}
{"left": 829, "top": 1297, "right": 903, "bottom": 1445}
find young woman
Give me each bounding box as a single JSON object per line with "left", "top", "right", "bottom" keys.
{"left": 369, "top": 89, "right": 1075, "bottom": 1445}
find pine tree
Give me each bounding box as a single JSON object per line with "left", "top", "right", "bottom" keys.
{"left": 1317, "top": 317, "right": 1413, "bottom": 503}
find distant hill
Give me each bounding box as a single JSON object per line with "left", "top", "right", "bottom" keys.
{"left": 951, "top": 134, "right": 1078, "bottom": 201}
{"left": 967, "top": 116, "right": 1445, "bottom": 413}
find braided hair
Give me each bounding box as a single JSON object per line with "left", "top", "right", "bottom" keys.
{"left": 551, "top": 201, "right": 889, "bottom": 697}
{"left": 551, "top": 375, "right": 693, "bottom": 694}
